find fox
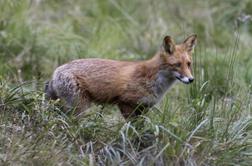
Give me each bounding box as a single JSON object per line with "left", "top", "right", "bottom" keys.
{"left": 45, "top": 34, "right": 197, "bottom": 119}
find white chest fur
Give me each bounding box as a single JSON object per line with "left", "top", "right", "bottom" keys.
{"left": 139, "top": 70, "right": 177, "bottom": 106}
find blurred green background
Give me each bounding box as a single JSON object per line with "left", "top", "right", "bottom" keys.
{"left": 1, "top": 0, "right": 252, "bottom": 84}
{"left": 0, "top": 0, "right": 252, "bottom": 165}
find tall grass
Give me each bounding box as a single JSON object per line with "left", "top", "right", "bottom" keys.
{"left": 0, "top": 0, "right": 252, "bottom": 165}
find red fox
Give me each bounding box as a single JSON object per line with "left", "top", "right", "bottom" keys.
{"left": 45, "top": 34, "right": 197, "bottom": 118}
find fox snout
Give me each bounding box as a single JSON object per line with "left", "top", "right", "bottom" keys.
{"left": 173, "top": 72, "right": 194, "bottom": 84}
{"left": 178, "top": 76, "right": 194, "bottom": 84}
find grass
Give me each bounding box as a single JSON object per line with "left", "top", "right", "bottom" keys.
{"left": 0, "top": 0, "right": 252, "bottom": 165}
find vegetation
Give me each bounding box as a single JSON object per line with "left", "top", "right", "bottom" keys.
{"left": 0, "top": 0, "right": 252, "bottom": 165}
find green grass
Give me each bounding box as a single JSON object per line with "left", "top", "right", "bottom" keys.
{"left": 0, "top": 0, "right": 252, "bottom": 165}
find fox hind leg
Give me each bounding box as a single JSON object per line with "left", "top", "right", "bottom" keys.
{"left": 63, "top": 90, "right": 91, "bottom": 115}
{"left": 53, "top": 74, "right": 91, "bottom": 115}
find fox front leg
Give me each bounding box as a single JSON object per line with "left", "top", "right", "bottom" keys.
{"left": 118, "top": 103, "right": 147, "bottom": 119}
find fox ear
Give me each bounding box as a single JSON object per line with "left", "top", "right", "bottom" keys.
{"left": 183, "top": 34, "right": 197, "bottom": 52}
{"left": 163, "top": 36, "right": 176, "bottom": 54}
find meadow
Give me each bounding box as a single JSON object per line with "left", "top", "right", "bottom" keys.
{"left": 0, "top": 0, "right": 251, "bottom": 165}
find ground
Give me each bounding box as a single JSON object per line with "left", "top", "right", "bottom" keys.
{"left": 0, "top": 0, "right": 251, "bottom": 165}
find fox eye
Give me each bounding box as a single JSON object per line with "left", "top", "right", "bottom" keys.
{"left": 187, "top": 62, "right": 191, "bottom": 67}
{"left": 175, "top": 63, "right": 181, "bottom": 67}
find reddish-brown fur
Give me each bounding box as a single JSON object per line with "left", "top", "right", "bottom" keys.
{"left": 45, "top": 35, "right": 197, "bottom": 119}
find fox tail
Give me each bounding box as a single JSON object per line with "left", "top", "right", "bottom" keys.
{"left": 45, "top": 80, "right": 58, "bottom": 100}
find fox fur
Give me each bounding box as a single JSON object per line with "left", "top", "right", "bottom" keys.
{"left": 45, "top": 34, "right": 197, "bottom": 118}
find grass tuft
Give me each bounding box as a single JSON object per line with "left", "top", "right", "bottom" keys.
{"left": 0, "top": 0, "right": 252, "bottom": 165}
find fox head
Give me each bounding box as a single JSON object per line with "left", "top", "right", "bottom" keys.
{"left": 160, "top": 34, "right": 197, "bottom": 84}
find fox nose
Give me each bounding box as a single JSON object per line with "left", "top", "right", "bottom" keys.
{"left": 189, "top": 78, "right": 194, "bottom": 83}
